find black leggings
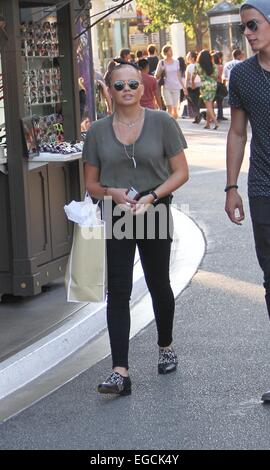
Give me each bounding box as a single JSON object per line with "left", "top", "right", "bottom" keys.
{"left": 187, "top": 87, "right": 200, "bottom": 119}
{"left": 105, "top": 198, "right": 175, "bottom": 369}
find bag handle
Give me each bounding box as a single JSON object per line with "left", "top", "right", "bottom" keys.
{"left": 161, "top": 60, "right": 166, "bottom": 76}
{"left": 84, "top": 192, "right": 99, "bottom": 223}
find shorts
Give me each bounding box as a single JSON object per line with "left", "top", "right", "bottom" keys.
{"left": 162, "top": 88, "right": 180, "bottom": 107}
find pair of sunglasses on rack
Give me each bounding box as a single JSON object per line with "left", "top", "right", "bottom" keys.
{"left": 113, "top": 80, "right": 140, "bottom": 91}
{"left": 238, "top": 19, "right": 266, "bottom": 34}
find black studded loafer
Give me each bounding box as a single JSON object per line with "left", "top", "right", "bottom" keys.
{"left": 158, "top": 347, "right": 178, "bottom": 374}
{"left": 98, "top": 372, "right": 131, "bottom": 396}
{"left": 261, "top": 390, "right": 270, "bottom": 402}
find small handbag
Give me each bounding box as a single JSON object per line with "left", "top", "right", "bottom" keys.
{"left": 215, "top": 81, "right": 228, "bottom": 99}
{"left": 158, "top": 61, "right": 166, "bottom": 87}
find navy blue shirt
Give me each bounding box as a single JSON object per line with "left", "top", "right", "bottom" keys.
{"left": 229, "top": 55, "right": 270, "bottom": 197}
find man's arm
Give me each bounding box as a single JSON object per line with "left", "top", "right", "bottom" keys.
{"left": 225, "top": 106, "right": 248, "bottom": 225}
{"left": 154, "top": 60, "right": 163, "bottom": 80}
{"left": 153, "top": 80, "right": 162, "bottom": 109}
{"left": 185, "top": 67, "right": 191, "bottom": 92}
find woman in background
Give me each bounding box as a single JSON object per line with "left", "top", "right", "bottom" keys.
{"left": 155, "top": 45, "right": 183, "bottom": 119}
{"left": 177, "top": 56, "right": 187, "bottom": 105}
{"left": 78, "top": 76, "right": 86, "bottom": 120}
{"left": 193, "top": 49, "right": 218, "bottom": 130}
{"left": 212, "top": 51, "right": 228, "bottom": 122}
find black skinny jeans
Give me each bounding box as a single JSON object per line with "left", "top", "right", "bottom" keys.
{"left": 216, "top": 96, "right": 225, "bottom": 120}
{"left": 105, "top": 197, "right": 175, "bottom": 369}
{"left": 249, "top": 197, "right": 270, "bottom": 317}
{"left": 187, "top": 87, "right": 200, "bottom": 119}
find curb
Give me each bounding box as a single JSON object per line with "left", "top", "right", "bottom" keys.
{"left": 0, "top": 208, "right": 205, "bottom": 400}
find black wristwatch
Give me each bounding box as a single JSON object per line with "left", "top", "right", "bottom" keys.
{"left": 150, "top": 190, "right": 159, "bottom": 203}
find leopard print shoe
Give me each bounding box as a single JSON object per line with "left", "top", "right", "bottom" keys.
{"left": 158, "top": 347, "right": 178, "bottom": 374}
{"left": 98, "top": 372, "right": 131, "bottom": 396}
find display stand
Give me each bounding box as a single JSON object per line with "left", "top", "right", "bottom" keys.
{"left": 0, "top": 0, "right": 85, "bottom": 297}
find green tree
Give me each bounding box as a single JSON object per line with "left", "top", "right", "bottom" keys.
{"left": 138, "top": 0, "right": 242, "bottom": 50}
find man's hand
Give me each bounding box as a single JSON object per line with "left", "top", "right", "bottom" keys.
{"left": 225, "top": 190, "right": 245, "bottom": 225}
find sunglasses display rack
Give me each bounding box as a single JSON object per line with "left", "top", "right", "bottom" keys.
{"left": 22, "top": 66, "right": 62, "bottom": 109}
{"left": 20, "top": 20, "right": 59, "bottom": 59}
{"left": 20, "top": 20, "right": 62, "bottom": 108}
{"left": 20, "top": 18, "right": 71, "bottom": 154}
{"left": 21, "top": 18, "right": 64, "bottom": 111}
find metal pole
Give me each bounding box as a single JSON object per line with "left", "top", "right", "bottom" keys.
{"left": 87, "top": 10, "right": 96, "bottom": 122}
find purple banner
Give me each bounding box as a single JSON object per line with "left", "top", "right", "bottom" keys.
{"left": 76, "top": 15, "right": 94, "bottom": 130}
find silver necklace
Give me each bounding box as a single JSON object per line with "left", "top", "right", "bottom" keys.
{"left": 115, "top": 109, "right": 144, "bottom": 128}
{"left": 114, "top": 118, "right": 136, "bottom": 168}
{"left": 123, "top": 141, "right": 136, "bottom": 169}
{"left": 114, "top": 109, "right": 145, "bottom": 169}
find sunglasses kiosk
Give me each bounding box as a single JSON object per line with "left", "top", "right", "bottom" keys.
{"left": 0, "top": 0, "right": 86, "bottom": 299}
{"left": 207, "top": 0, "right": 246, "bottom": 62}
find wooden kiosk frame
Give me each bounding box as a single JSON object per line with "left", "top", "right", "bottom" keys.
{"left": 0, "top": 0, "right": 84, "bottom": 297}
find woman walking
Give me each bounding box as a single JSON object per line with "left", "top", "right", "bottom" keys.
{"left": 212, "top": 51, "right": 227, "bottom": 122}
{"left": 185, "top": 51, "right": 202, "bottom": 123}
{"left": 83, "top": 62, "right": 188, "bottom": 396}
{"left": 192, "top": 49, "right": 219, "bottom": 129}
{"left": 155, "top": 45, "right": 183, "bottom": 119}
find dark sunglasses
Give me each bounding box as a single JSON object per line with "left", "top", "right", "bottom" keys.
{"left": 238, "top": 19, "right": 265, "bottom": 34}
{"left": 113, "top": 79, "right": 140, "bottom": 91}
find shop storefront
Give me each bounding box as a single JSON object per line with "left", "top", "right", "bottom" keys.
{"left": 0, "top": 0, "right": 91, "bottom": 298}
{"left": 207, "top": 1, "right": 246, "bottom": 62}
{"left": 91, "top": 0, "right": 161, "bottom": 71}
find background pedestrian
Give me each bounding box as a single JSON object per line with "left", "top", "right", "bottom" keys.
{"left": 225, "top": 0, "right": 270, "bottom": 402}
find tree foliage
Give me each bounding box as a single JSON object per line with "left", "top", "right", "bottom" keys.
{"left": 138, "top": 0, "right": 243, "bottom": 50}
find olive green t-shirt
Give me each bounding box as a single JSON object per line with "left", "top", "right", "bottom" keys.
{"left": 82, "top": 108, "right": 187, "bottom": 193}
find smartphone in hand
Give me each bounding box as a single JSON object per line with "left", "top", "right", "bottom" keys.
{"left": 126, "top": 186, "right": 139, "bottom": 200}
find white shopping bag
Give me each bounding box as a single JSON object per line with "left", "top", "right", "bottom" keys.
{"left": 64, "top": 194, "right": 106, "bottom": 303}
{"left": 64, "top": 193, "right": 100, "bottom": 226}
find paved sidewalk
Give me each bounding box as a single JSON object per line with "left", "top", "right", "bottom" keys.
{"left": 1, "top": 118, "right": 270, "bottom": 450}
{"left": 0, "top": 207, "right": 204, "bottom": 417}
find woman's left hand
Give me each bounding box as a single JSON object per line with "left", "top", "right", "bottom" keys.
{"left": 131, "top": 194, "right": 153, "bottom": 215}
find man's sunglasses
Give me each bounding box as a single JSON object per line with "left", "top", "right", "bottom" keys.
{"left": 113, "top": 79, "right": 140, "bottom": 91}
{"left": 238, "top": 19, "right": 265, "bottom": 34}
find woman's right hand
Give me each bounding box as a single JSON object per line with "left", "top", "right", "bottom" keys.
{"left": 108, "top": 188, "right": 137, "bottom": 207}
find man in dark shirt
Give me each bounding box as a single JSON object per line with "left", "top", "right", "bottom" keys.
{"left": 147, "top": 44, "right": 159, "bottom": 75}
{"left": 225, "top": 0, "right": 270, "bottom": 402}
{"left": 119, "top": 48, "right": 131, "bottom": 62}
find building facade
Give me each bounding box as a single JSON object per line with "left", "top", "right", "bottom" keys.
{"left": 91, "top": 0, "right": 186, "bottom": 72}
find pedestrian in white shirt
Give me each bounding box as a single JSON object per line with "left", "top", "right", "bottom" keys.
{"left": 223, "top": 49, "right": 244, "bottom": 86}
